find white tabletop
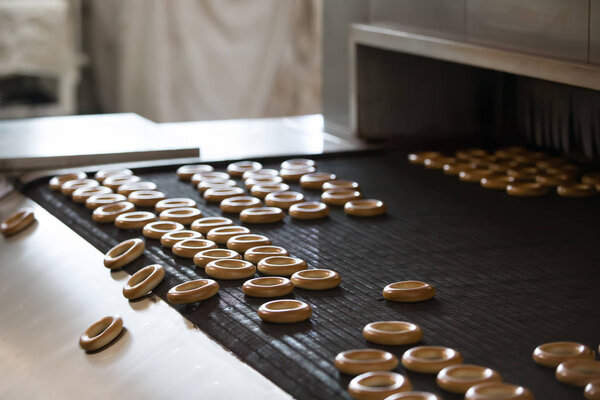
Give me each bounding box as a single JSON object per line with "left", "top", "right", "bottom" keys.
{"left": 0, "top": 113, "right": 198, "bottom": 171}
{"left": 0, "top": 191, "right": 292, "bottom": 400}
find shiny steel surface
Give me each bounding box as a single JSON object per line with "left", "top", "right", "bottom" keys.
{"left": 592, "top": 0, "right": 600, "bottom": 64}
{"left": 0, "top": 191, "right": 291, "bottom": 400}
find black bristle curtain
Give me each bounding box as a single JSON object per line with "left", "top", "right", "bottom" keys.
{"left": 516, "top": 77, "right": 600, "bottom": 160}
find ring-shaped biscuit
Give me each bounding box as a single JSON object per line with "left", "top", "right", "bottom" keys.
{"left": 95, "top": 168, "right": 132, "bottom": 183}
{"left": 480, "top": 175, "right": 520, "bottom": 190}
{"left": 104, "top": 175, "right": 141, "bottom": 190}
{"left": 240, "top": 207, "right": 285, "bottom": 224}
{"left": 197, "top": 178, "right": 237, "bottom": 193}
{"left": 424, "top": 156, "right": 456, "bottom": 169}
{"left": 242, "top": 277, "right": 294, "bottom": 297}
{"left": 291, "top": 269, "right": 341, "bottom": 290}
{"left": 408, "top": 152, "right": 442, "bottom": 165}
{"left": 176, "top": 164, "right": 214, "bottom": 181}
{"left": 506, "top": 182, "right": 549, "bottom": 197}
{"left": 128, "top": 190, "right": 167, "bottom": 207}
{"left": 465, "top": 382, "right": 534, "bottom": 400}
{"left": 206, "top": 225, "right": 250, "bottom": 244}
{"left": 322, "top": 189, "right": 362, "bottom": 206}
{"left": 280, "top": 166, "right": 317, "bottom": 181}
{"left": 506, "top": 159, "right": 533, "bottom": 169}
{"left": 468, "top": 156, "right": 498, "bottom": 169}
{"left": 436, "top": 364, "right": 502, "bottom": 394}
{"left": 289, "top": 201, "right": 330, "bottom": 220}
{"left": 557, "top": 183, "right": 597, "bottom": 198}
{"left": 204, "top": 187, "right": 245, "bottom": 203}
{"left": 586, "top": 380, "right": 600, "bottom": 400}
{"left": 362, "top": 321, "right": 423, "bottom": 346}
{"left": 243, "top": 169, "right": 279, "bottom": 180}
{"left": 160, "top": 229, "right": 203, "bottom": 248}
{"left": 159, "top": 207, "right": 202, "bottom": 225}
{"left": 61, "top": 178, "right": 99, "bottom": 195}
{"left": 535, "top": 173, "right": 573, "bottom": 187}
{"left": 556, "top": 360, "right": 600, "bottom": 387}
{"left": 122, "top": 264, "right": 165, "bottom": 299}
{"left": 443, "top": 162, "right": 473, "bottom": 176}
{"left": 172, "top": 238, "right": 217, "bottom": 258}
{"left": 92, "top": 201, "right": 136, "bottom": 223}
{"left": 115, "top": 211, "right": 157, "bottom": 229}
{"left": 536, "top": 157, "right": 567, "bottom": 169}
{"left": 335, "top": 349, "right": 399, "bottom": 375}
{"left": 300, "top": 172, "right": 336, "bottom": 189}
{"left": 265, "top": 191, "right": 305, "bottom": 209}
{"left": 258, "top": 256, "right": 307, "bottom": 276}
{"left": 533, "top": 341, "right": 594, "bottom": 367}
{"left": 142, "top": 220, "right": 184, "bottom": 239}
{"left": 167, "top": 279, "right": 219, "bottom": 304}
{"left": 494, "top": 146, "right": 528, "bottom": 158}
{"left": 191, "top": 171, "right": 230, "bottom": 185}
{"left": 244, "top": 245, "right": 289, "bottom": 264}
{"left": 191, "top": 217, "right": 234, "bottom": 235}
{"left": 514, "top": 151, "right": 546, "bottom": 164}
{"left": 72, "top": 186, "right": 113, "bottom": 203}
{"left": 103, "top": 238, "right": 145, "bottom": 269}
{"left": 49, "top": 172, "right": 87, "bottom": 190}
{"left": 548, "top": 165, "right": 580, "bottom": 177}
{"left": 227, "top": 233, "right": 271, "bottom": 253}
{"left": 86, "top": 193, "right": 127, "bottom": 210}
{"left": 281, "top": 158, "right": 316, "bottom": 170}
{"left": 220, "top": 196, "right": 262, "bottom": 213}
{"left": 507, "top": 167, "right": 539, "bottom": 180}
{"left": 257, "top": 299, "right": 312, "bottom": 323}
{"left": 383, "top": 281, "right": 436, "bottom": 302}
{"left": 1, "top": 208, "right": 35, "bottom": 237}
{"left": 79, "top": 315, "right": 123, "bottom": 351}
{"left": 456, "top": 148, "right": 488, "bottom": 160}
{"left": 117, "top": 181, "right": 157, "bottom": 196}
{"left": 348, "top": 371, "right": 412, "bottom": 400}
{"left": 487, "top": 162, "right": 511, "bottom": 173}
{"left": 459, "top": 169, "right": 496, "bottom": 183}
{"left": 250, "top": 183, "right": 290, "bottom": 199}
{"left": 193, "top": 248, "right": 241, "bottom": 268}
{"left": 345, "top": 199, "right": 386, "bottom": 216}
{"left": 155, "top": 198, "right": 197, "bottom": 212}
{"left": 582, "top": 172, "right": 600, "bottom": 185}
{"left": 205, "top": 259, "right": 256, "bottom": 280}
{"left": 245, "top": 176, "right": 283, "bottom": 190}
{"left": 227, "top": 161, "right": 262, "bottom": 177}
{"left": 322, "top": 180, "right": 360, "bottom": 191}
{"left": 402, "top": 346, "right": 463, "bottom": 374}
{"left": 384, "top": 392, "right": 441, "bottom": 400}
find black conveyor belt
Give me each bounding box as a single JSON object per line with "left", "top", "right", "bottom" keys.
{"left": 24, "top": 150, "right": 600, "bottom": 399}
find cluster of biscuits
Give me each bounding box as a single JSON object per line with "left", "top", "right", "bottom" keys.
{"left": 409, "top": 147, "right": 600, "bottom": 197}
{"left": 533, "top": 342, "right": 600, "bottom": 400}
{"left": 181, "top": 158, "right": 386, "bottom": 219}
{"left": 36, "top": 158, "right": 386, "bottom": 354}
{"left": 330, "top": 280, "right": 539, "bottom": 399}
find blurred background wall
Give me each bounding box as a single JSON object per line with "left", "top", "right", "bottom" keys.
{"left": 0, "top": 0, "right": 322, "bottom": 122}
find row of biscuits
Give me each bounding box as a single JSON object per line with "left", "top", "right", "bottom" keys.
{"left": 409, "top": 147, "right": 600, "bottom": 197}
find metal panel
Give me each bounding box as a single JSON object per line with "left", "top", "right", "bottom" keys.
{"left": 0, "top": 192, "right": 291, "bottom": 400}
{"left": 0, "top": 113, "right": 197, "bottom": 171}
{"left": 322, "top": 0, "right": 369, "bottom": 136}
{"left": 351, "top": 24, "right": 600, "bottom": 91}
{"left": 466, "top": 0, "right": 589, "bottom": 62}
{"left": 369, "top": 0, "right": 466, "bottom": 40}
{"left": 592, "top": 0, "right": 600, "bottom": 64}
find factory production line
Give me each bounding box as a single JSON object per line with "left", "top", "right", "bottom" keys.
{"left": 1, "top": 113, "right": 600, "bottom": 400}
{"left": 0, "top": 113, "right": 360, "bottom": 400}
